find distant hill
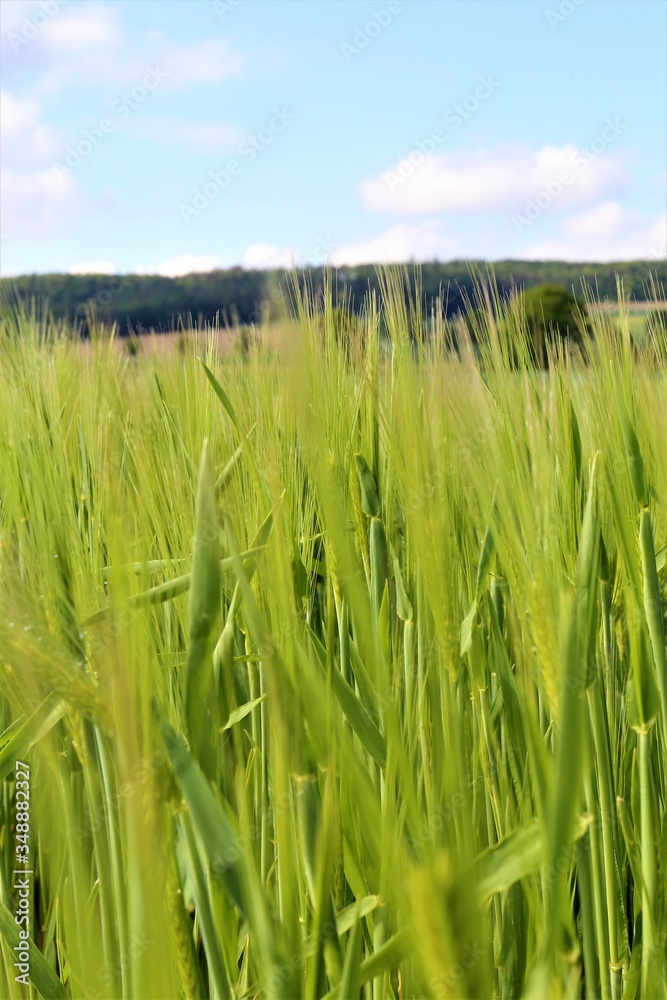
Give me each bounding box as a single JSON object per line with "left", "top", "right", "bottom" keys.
{"left": 1, "top": 259, "right": 665, "bottom": 335}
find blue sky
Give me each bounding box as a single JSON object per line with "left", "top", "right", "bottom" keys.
{"left": 1, "top": 0, "right": 665, "bottom": 277}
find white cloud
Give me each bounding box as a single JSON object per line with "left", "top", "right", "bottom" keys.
{"left": 68, "top": 260, "right": 116, "bottom": 274}
{"left": 0, "top": 89, "right": 83, "bottom": 237}
{"left": 0, "top": 2, "right": 117, "bottom": 49}
{"left": 2, "top": 5, "right": 122, "bottom": 93}
{"left": 19, "top": 15, "right": 244, "bottom": 95}
{"left": 156, "top": 254, "right": 221, "bottom": 277}
{"left": 127, "top": 117, "right": 243, "bottom": 152}
{"left": 162, "top": 38, "right": 245, "bottom": 87}
{"left": 1, "top": 165, "right": 81, "bottom": 238}
{"left": 0, "top": 90, "right": 60, "bottom": 167}
{"left": 41, "top": 6, "right": 121, "bottom": 51}
{"left": 242, "top": 243, "right": 296, "bottom": 269}
{"left": 0, "top": 1, "right": 39, "bottom": 38}
{"left": 331, "top": 222, "right": 458, "bottom": 266}
{"left": 304, "top": 205, "right": 666, "bottom": 268}
{"left": 560, "top": 200, "right": 629, "bottom": 240}
{"left": 361, "top": 142, "right": 629, "bottom": 217}
{"left": 521, "top": 205, "right": 666, "bottom": 261}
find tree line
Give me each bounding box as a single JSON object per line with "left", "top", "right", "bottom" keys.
{"left": 1, "top": 259, "right": 663, "bottom": 335}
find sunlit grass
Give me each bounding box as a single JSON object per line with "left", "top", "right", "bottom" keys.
{"left": 0, "top": 269, "right": 665, "bottom": 999}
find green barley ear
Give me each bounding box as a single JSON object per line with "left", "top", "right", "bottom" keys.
{"left": 163, "top": 718, "right": 246, "bottom": 909}
{"left": 460, "top": 490, "right": 497, "bottom": 658}
{"left": 393, "top": 556, "right": 413, "bottom": 622}
{"left": 184, "top": 440, "right": 221, "bottom": 764}
{"left": 639, "top": 508, "right": 667, "bottom": 732}
{"left": 626, "top": 606, "right": 660, "bottom": 734}
{"left": 164, "top": 817, "right": 204, "bottom": 1000}
{"left": 355, "top": 452, "right": 381, "bottom": 517}
{"left": 574, "top": 455, "right": 600, "bottom": 689}
{"left": 212, "top": 618, "right": 235, "bottom": 720}
{"left": 294, "top": 773, "right": 319, "bottom": 901}
{"left": 378, "top": 579, "right": 391, "bottom": 660}
{"left": 306, "top": 772, "right": 343, "bottom": 995}
{"left": 474, "top": 488, "right": 498, "bottom": 601}
{"left": 618, "top": 402, "right": 649, "bottom": 508}
{"left": 569, "top": 399, "right": 583, "bottom": 485}
{"left": 349, "top": 459, "right": 369, "bottom": 572}
{"left": 370, "top": 515, "right": 388, "bottom": 617}
{"left": 620, "top": 527, "right": 661, "bottom": 996}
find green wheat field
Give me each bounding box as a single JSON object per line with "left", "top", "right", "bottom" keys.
{"left": 1, "top": 270, "right": 666, "bottom": 1000}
